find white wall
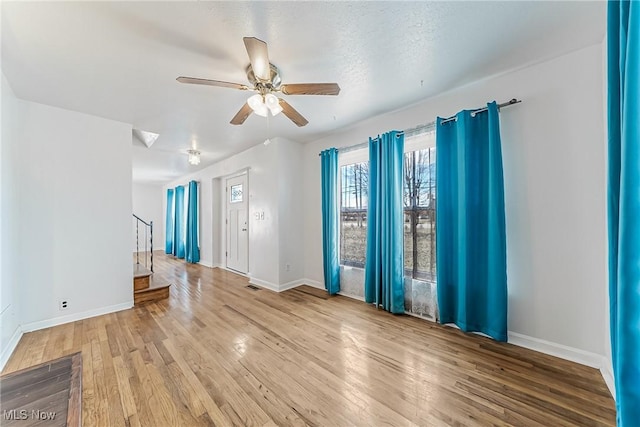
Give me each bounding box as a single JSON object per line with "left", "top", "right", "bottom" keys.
{"left": 1, "top": 74, "right": 26, "bottom": 367}
{"left": 132, "top": 183, "right": 164, "bottom": 253}
{"left": 166, "top": 138, "right": 282, "bottom": 287}
{"left": 277, "top": 139, "right": 305, "bottom": 285}
{"left": 302, "top": 44, "right": 608, "bottom": 359}
{"left": 2, "top": 83, "right": 133, "bottom": 332}
{"left": 164, "top": 137, "right": 307, "bottom": 290}
{"left": 601, "top": 39, "right": 615, "bottom": 397}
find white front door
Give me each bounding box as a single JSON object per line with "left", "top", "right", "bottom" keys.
{"left": 226, "top": 174, "right": 248, "bottom": 274}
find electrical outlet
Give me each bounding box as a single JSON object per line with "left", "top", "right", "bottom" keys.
{"left": 59, "top": 300, "right": 68, "bottom": 310}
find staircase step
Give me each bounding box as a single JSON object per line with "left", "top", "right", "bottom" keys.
{"left": 133, "top": 264, "right": 152, "bottom": 291}
{"left": 134, "top": 275, "right": 150, "bottom": 291}
{"left": 133, "top": 264, "right": 152, "bottom": 278}
{"left": 134, "top": 283, "right": 171, "bottom": 305}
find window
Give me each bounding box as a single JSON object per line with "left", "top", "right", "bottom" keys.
{"left": 404, "top": 133, "right": 436, "bottom": 281}
{"left": 337, "top": 134, "right": 436, "bottom": 280}
{"left": 230, "top": 184, "right": 243, "bottom": 203}
{"left": 340, "top": 159, "right": 369, "bottom": 268}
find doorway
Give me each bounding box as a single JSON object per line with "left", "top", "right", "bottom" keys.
{"left": 225, "top": 174, "right": 248, "bottom": 274}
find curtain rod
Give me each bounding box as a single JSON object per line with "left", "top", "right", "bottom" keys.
{"left": 319, "top": 98, "right": 521, "bottom": 156}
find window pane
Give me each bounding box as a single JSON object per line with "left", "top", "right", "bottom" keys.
{"left": 340, "top": 162, "right": 368, "bottom": 268}
{"left": 230, "top": 184, "right": 243, "bottom": 203}
{"left": 403, "top": 148, "right": 436, "bottom": 281}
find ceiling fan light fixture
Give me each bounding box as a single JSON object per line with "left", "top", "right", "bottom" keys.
{"left": 247, "top": 94, "right": 268, "bottom": 117}
{"left": 187, "top": 149, "right": 201, "bottom": 165}
{"left": 269, "top": 104, "right": 283, "bottom": 116}
{"left": 264, "top": 93, "right": 282, "bottom": 116}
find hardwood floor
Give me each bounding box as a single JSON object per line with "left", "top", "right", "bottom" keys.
{"left": 2, "top": 253, "right": 616, "bottom": 426}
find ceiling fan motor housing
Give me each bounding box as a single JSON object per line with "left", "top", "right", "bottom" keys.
{"left": 246, "top": 63, "right": 282, "bottom": 92}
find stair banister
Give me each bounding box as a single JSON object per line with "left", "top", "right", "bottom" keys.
{"left": 132, "top": 213, "right": 154, "bottom": 272}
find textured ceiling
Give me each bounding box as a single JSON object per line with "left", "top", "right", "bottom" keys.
{"left": 1, "top": 1, "right": 605, "bottom": 184}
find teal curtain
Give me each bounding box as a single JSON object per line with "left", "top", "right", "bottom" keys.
{"left": 185, "top": 181, "right": 200, "bottom": 263}
{"left": 320, "top": 148, "right": 340, "bottom": 295}
{"left": 364, "top": 131, "right": 405, "bottom": 313}
{"left": 436, "top": 102, "right": 507, "bottom": 342}
{"left": 165, "top": 189, "right": 174, "bottom": 254}
{"left": 607, "top": 1, "right": 640, "bottom": 424}
{"left": 173, "top": 185, "right": 185, "bottom": 259}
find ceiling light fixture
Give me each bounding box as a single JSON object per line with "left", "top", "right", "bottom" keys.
{"left": 264, "top": 93, "right": 283, "bottom": 115}
{"left": 187, "top": 149, "right": 201, "bottom": 165}
{"left": 247, "top": 93, "right": 282, "bottom": 117}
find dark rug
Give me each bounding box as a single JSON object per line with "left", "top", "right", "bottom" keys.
{"left": 0, "top": 352, "right": 82, "bottom": 427}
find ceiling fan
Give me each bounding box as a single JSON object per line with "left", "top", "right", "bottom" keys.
{"left": 177, "top": 37, "right": 340, "bottom": 127}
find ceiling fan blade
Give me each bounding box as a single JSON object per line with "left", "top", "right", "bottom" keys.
{"left": 230, "top": 103, "right": 253, "bottom": 125}
{"left": 243, "top": 37, "right": 271, "bottom": 81}
{"left": 279, "top": 99, "right": 309, "bottom": 127}
{"left": 177, "top": 76, "right": 249, "bottom": 91}
{"left": 280, "top": 83, "right": 341, "bottom": 96}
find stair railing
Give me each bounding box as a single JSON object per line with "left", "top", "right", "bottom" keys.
{"left": 133, "top": 214, "right": 153, "bottom": 272}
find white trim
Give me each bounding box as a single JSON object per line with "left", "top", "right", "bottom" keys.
{"left": 300, "top": 278, "right": 366, "bottom": 301}
{"left": 338, "top": 291, "right": 365, "bottom": 302}
{"left": 278, "top": 278, "right": 367, "bottom": 300}
{"left": 405, "top": 310, "right": 436, "bottom": 322}
{"left": 301, "top": 278, "right": 323, "bottom": 289}
{"left": 600, "top": 356, "right": 616, "bottom": 400}
{"left": 507, "top": 331, "right": 603, "bottom": 369}
{"left": 248, "top": 277, "right": 332, "bottom": 293}
{"left": 279, "top": 279, "right": 309, "bottom": 292}
{"left": 248, "top": 277, "right": 279, "bottom": 292}
{"left": 338, "top": 147, "right": 369, "bottom": 167}
{"left": 21, "top": 301, "right": 133, "bottom": 333}
{"left": 220, "top": 265, "right": 249, "bottom": 278}
{"left": 0, "top": 326, "right": 24, "bottom": 371}
{"left": 197, "top": 259, "right": 214, "bottom": 268}
{"left": 222, "top": 166, "right": 250, "bottom": 180}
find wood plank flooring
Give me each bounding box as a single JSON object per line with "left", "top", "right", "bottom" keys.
{"left": 2, "top": 252, "right": 616, "bottom": 426}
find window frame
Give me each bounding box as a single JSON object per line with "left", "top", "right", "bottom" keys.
{"left": 403, "top": 130, "right": 437, "bottom": 283}
{"left": 338, "top": 147, "right": 369, "bottom": 269}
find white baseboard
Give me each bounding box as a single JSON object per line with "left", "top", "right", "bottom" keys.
{"left": 298, "top": 278, "right": 366, "bottom": 300}
{"left": 197, "top": 259, "right": 214, "bottom": 268}
{"left": 248, "top": 277, "right": 279, "bottom": 292}
{"left": 507, "top": 331, "right": 603, "bottom": 369}
{"left": 219, "top": 266, "right": 249, "bottom": 278}
{"left": 250, "top": 277, "right": 328, "bottom": 293}
{"left": 338, "top": 291, "right": 365, "bottom": 301}
{"left": 279, "top": 279, "right": 309, "bottom": 292}
{"left": 301, "top": 278, "right": 323, "bottom": 289}
{"left": 21, "top": 301, "right": 134, "bottom": 333}
{"left": 600, "top": 356, "right": 616, "bottom": 400}
{"left": 0, "top": 326, "right": 24, "bottom": 372}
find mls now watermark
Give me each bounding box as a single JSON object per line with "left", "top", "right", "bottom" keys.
{"left": 3, "top": 409, "right": 57, "bottom": 421}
